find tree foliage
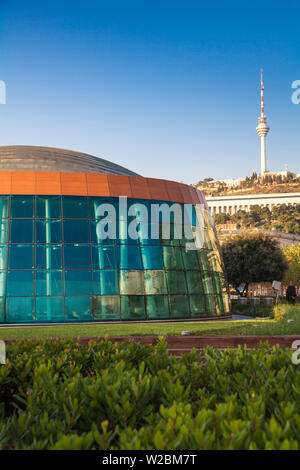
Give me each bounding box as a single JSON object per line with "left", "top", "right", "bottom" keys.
{"left": 222, "top": 231, "right": 288, "bottom": 296}
{"left": 214, "top": 203, "right": 300, "bottom": 234}
{"left": 283, "top": 244, "right": 300, "bottom": 284}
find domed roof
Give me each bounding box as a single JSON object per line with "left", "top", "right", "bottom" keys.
{"left": 0, "top": 145, "right": 140, "bottom": 176}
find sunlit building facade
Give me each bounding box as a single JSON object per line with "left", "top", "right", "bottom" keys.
{"left": 0, "top": 146, "right": 230, "bottom": 323}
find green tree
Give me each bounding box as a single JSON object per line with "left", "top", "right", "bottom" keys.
{"left": 222, "top": 231, "right": 288, "bottom": 296}
{"left": 283, "top": 244, "right": 300, "bottom": 284}
{"left": 213, "top": 213, "right": 230, "bottom": 225}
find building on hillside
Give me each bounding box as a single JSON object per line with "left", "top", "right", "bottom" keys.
{"left": 0, "top": 145, "right": 230, "bottom": 324}
{"left": 207, "top": 192, "right": 300, "bottom": 215}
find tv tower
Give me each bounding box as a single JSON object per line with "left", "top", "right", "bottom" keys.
{"left": 256, "top": 69, "right": 270, "bottom": 175}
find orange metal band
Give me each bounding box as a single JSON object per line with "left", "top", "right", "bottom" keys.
{"left": 0, "top": 171, "right": 207, "bottom": 208}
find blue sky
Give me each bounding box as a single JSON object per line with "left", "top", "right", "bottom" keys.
{"left": 0, "top": 0, "right": 299, "bottom": 183}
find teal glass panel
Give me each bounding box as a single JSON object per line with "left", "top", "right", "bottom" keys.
{"left": 207, "top": 250, "right": 223, "bottom": 273}
{"left": 90, "top": 220, "right": 116, "bottom": 244}
{"left": 6, "top": 297, "right": 35, "bottom": 323}
{"left": 169, "top": 295, "right": 190, "bottom": 319}
{"left": 189, "top": 295, "right": 206, "bottom": 316}
{"left": 36, "top": 220, "right": 62, "bottom": 244}
{"left": 11, "top": 196, "right": 35, "bottom": 218}
{"left": 216, "top": 295, "right": 225, "bottom": 315}
{"left": 88, "top": 197, "right": 114, "bottom": 220}
{"left": 223, "top": 293, "right": 230, "bottom": 313}
{"left": 202, "top": 272, "right": 214, "bottom": 295}
{"left": 36, "top": 270, "right": 63, "bottom": 296}
{"left": 186, "top": 271, "right": 204, "bottom": 294}
{"left": 206, "top": 295, "right": 217, "bottom": 314}
{"left": 0, "top": 297, "right": 4, "bottom": 322}
{"left": 160, "top": 222, "right": 182, "bottom": 246}
{"left": 165, "top": 271, "right": 187, "bottom": 294}
{"left": 182, "top": 249, "right": 199, "bottom": 270}
{"left": 0, "top": 245, "right": 7, "bottom": 270}
{"left": 8, "top": 245, "right": 34, "bottom": 269}
{"left": 117, "top": 244, "right": 142, "bottom": 270}
{"left": 65, "top": 296, "right": 93, "bottom": 322}
{"left": 65, "top": 270, "right": 92, "bottom": 295}
{"left": 182, "top": 224, "right": 195, "bottom": 245}
{"left": 92, "top": 245, "right": 117, "bottom": 269}
{"left": 62, "top": 196, "right": 89, "bottom": 219}
{"left": 91, "top": 295, "right": 120, "bottom": 321}
{"left": 213, "top": 272, "right": 224, "bottom": 295}
{"left": 0, "top": 272, "right": 6, "bottom": 297}
{"left": 0, "top": 220, "right": 8, "bottom": 243}
{"left": 140, "top": 246, "right": 163, "bottom": 269}
{"left": 63, "top": 220, "right": 90, "bottom": 243}
{"left": 144, "top": 270, "right": 167, "bottom": 294}
{"left": 7, "top": 271, "right": 34, "bottom": 296}
{"left": 121, "top": 295, "right": 146, "bottom": 320}
{"left": 197, "top": 249, "right": 209, "bottom": 271}
{"left": 36, "top": 196, "right": 61, "bottom": 219}
{"left": 93, "top": 270, "right": 119, "bottom": 295}
{"left": 36, "top": 245, "right": 62, "bottom": 269}
{"left": 10, "top": 219, "right": 34, "bottom": 243}
{"left": 36, "top": 297, "right": 64, "bottom": 322}
{"left": 162, "top": 246, "right": 183, "bottom": 269}
{"left": 146, "top": 295, "right": 169, "bottom": 319}
{"left": 120, "top": 270, "right": 144, "bottom": 295}
{"left": 64, "top": 244, "right": 91, "bottom": 269}
{"left": 0, "top": 196, "right": 9, "bottom": 218}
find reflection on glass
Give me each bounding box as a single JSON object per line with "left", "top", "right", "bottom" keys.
{"left": 36, "top": 270, "right": 63, "bottom": 296}
{"left": 0, "top": 196, "right": 9, "bottom": 219}
{"left": 36, "top": 220, "right": 62, "bottom": 244}
{"left": 6, "top": 297, "right": 35, "bottom": 323}
{"left": 92, "top": 295, "right": 120, "bottom": 321}
{"left": 65, "top": 270, "right": 92, "bottom": 295}
{"left": 63, "top": 196, "right": 89, "bottom": 219}
{"left": 37, "top": 196, "right": 61, "bottom": 219}
{"left": 65, "top": 296, "right": 93, "bottom": 322}
{"left": 7, "top": 271, "right": 34, "bottom": 296}
{"left": 9, "top": 244, "right": 34, "bottom": 269}
{"left": 36, "top": 297, "right": 64, "bottom": 322}
{"left": 64, "top": 244, "right": 91, "bottom": 269}
{"left": 37, "top": 245, "right": 63, "bottom": 269}
{"left": 120, "top": 270, "right": 144, "bottom": 295}
{"left": 93, "top": 270, "right": 119, "bottom": 295}
{"left": 10, "top": 220, "right": 34, "bottom": 243}
{"left": 11, "top": 196, "right": 34, "bottom": 218}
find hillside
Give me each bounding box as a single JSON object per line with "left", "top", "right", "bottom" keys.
{"left": 194, "top": 174, "right": 300, "bottom": 197}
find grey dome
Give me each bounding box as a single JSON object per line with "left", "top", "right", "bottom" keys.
{"left": 0, "top": 145, "right": 140, "bottom": 176}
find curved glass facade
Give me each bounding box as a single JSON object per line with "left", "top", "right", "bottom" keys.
{"left": 0, "top": 195, "right": 230, "bottom": 323}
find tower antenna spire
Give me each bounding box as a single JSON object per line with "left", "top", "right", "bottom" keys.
{"left": 256, "top": 69, "right": 270, "bottom": 175}
{"left": 261, "top": 68, "right": 264, "bottom": 116}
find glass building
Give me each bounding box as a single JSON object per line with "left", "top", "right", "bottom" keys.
{"left": 0, "top": 146, "right": 230, "bottom": 323}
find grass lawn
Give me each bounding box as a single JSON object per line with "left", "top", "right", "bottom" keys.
{"left": 0, "top": 304, "right": 299, "bottom": 339}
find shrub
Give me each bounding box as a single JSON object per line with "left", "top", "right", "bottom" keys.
{"left": 0, "top": 339, "right": 300, "bottom": 450}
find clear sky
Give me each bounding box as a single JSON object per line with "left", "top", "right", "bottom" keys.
{"left": 0, "top": 0, "right": 299, "bottom": 183}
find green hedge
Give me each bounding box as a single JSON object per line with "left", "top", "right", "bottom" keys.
{"left": 0, "top": 339, "right": 300, "bottom": 450}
